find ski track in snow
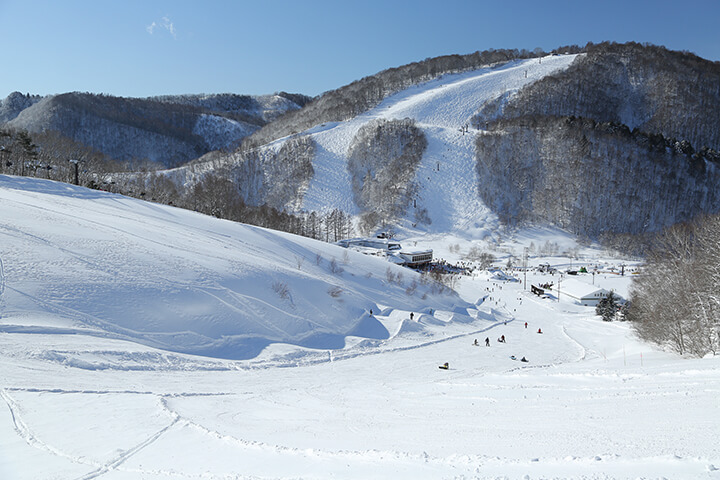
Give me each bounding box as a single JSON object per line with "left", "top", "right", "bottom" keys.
{"left": 74, "top": 403, "right": 180, "bottom": 480}
{"left": 1, "top": 389, "right": 72, "bottom": 461}
{"left": 1, "top": 388, "right": 236, "bottom": 480}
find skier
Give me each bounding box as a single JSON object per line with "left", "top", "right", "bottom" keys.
{"left": 370, "top": 309, "right": 373, "bottom": 316}
{"left": 410, "top": 312, "right": 414, "bottom": 321}
{"left": 525, "top": 322, "right": 528, "bottom": 329}
{"left": 439, "top": 362, "right": 449, "bottom": 370}
{"left": 537, "top": 328, "right": 542, "bottom": 334}
{"left": 501, "top": 335, "right": 506, "bottom": 343}
{"left": 485, "top": 337, "right": 490, "bottom": 347}
{"left": 521, "top": 357, "right": 528, "bottom": 363}
{"left": 473, "top": 339, "right": 479, "bottom": 346}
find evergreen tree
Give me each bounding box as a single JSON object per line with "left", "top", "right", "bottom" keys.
{"left": 596, "top": 292, "right": 618, "bottom": 321}
{"left": 17, "top": 130, "right": 38, "bottom": 176}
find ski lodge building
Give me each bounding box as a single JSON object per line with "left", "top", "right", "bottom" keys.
{"left": 336, "top": 237, "right": 433, "bottom": 267}
{"left": 552, "top": 278, "right": 610, "bottom": 306}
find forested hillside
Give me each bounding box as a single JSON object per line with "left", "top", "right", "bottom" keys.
{"left": 473, "top": 42, "right": 720, "bottom": 239}
{"left": 1, "top": 91, "right": 310, "bottom": 167}
{"left": 153, "top": 48, "right": 571, "bottom": 237}
{"left": 347, "top": 118, "right": 427, "bottom": 231}
{"left": 474, "top": 42, "right": 720, "bottom": 151}
{"left": 242, "top": 47, "right": 553, "bottom": 148}
{"left": 476, "top": 116, "right": 720, "bottom": 238}
{"left": 5, "top": 42, "right": 720, "bottom": 248}
{"left": 0, "top": 91, "right": 43, "bottom": 122}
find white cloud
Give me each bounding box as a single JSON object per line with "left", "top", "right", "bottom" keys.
{"left": 146, "top": 16, "right": 177, "bottom": 39}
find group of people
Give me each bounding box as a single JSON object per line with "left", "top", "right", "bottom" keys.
{"left": 444, "top": 332, "right": 536, "bottom": 368}
{"left": 443, "top": 325, "right": 540, "bottom": 369}
{"left": 467, "top": 321, "right": 539, "bottom": 364}
{"left": 473, "top": 333, "right": 511, "bottom": 347}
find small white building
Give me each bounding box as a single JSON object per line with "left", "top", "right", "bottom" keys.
{"left": 551, "top": 278, "right": 610, "bottom": 306}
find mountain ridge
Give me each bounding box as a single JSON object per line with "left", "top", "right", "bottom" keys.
{"left": 156, "top": 42, "right": 720, "bottom": 242}
{"left": 4, "top": 42, "right": 720, "bottom": 245}
{"left": 1, "top": 91, "right": 311, "bottom": 167}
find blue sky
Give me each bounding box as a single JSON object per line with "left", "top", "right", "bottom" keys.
{"left": 1, "top": 0, "right": 718, "bottom": 99}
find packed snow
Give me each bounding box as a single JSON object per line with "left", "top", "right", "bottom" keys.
{"left": 0, "top": 175, "right": 718, "bottom": 479}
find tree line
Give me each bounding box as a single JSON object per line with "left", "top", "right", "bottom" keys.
{"left": 241, "top": 46, "right": 557, "bottom": 150}
{"left": 479, "top": 41, "right": 720, "bottom": 152}
{"left": 475, "top": 115, "right": 720, "bottom": 239}
{"left": 627, "top": 215, "right": 720, "bottom": 356}
{"left": 0, "top": 128, "right": 354, "bottom": 242}
{"left": 0, "top": 127, "right": 131, "bottom": 183}
{"left": 347, "top": 118, "right": 427, "bottom": 234}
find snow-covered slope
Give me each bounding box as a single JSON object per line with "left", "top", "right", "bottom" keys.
{"left": 0, "top": 175, "right": 470, "bottom": 360}
{"left": 295, "top": 54, "right": 578, "bottom": 234}
{"left": 1, "top": 174, "right": 718, "bottom": 479}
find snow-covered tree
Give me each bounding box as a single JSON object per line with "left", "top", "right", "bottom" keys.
{"left": 628, "top": 217, "right": 720, "bottom": 356}
{"left": 347, "top": 118, "right": 427, "bottom": 232}
{"left": 595, "top": 292, "right": 618, "bottom": 321}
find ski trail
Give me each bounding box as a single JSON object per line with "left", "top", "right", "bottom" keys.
{"left": 561, "top": 325, "right": 589, "bottom": 362}
{"left": 1, "top": 388, "right": 190, "bottom": 480}
{"left": 75, "top": 405, "right": 181, "bottom": 480}
{"left": 157, "top": 395, "right": 456, "bottom": 471}
{"left": 1, "top": 389, "right": 92, "bottom": 465}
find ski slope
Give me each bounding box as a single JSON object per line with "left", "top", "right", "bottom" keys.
{"left": 1, "top": 175, "right": 718, "bottom": 479}
{"left": 0, "top": 175, "right": 470, "bottom": 360}
{"left": 298, "top": 54, "right": 579, "bottom": 235}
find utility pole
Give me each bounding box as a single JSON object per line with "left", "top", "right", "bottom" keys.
{"left": 557, "top": 273, "right": 562, "bottom": 302}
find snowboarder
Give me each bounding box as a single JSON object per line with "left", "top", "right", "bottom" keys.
{"left": 485, "top": 337, "right": 490, "bottom": 347}
{"left": 510, "top": 355, "right": 517, "bottom": 360}
{"left": 537, "top": 328, "right": 542, "bottom": 334}
{"left": 439, "top": 362, "right": 449, "bottom": 370}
